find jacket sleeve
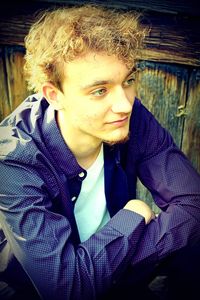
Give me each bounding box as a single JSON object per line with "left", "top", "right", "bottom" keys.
{"left": 130, "top": 103, "right": 200, "bottom": 266}
{"left": 0, "top": 160, "right": 145, "bottom": 300}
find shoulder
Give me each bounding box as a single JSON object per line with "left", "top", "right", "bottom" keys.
{"left": 130, "top": 97, "right": 156, "bottom": 131}
{"left": 0, "top": 94, "right": 49, "bottom": 164}
{"left": 129, "top": 98, "right": 174, "bottom": 159}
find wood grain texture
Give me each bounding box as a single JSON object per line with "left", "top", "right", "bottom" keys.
{"left": 0, "top": 16, "right": 33, "bottom": 46}
{"left": 135, "top": 61, "right": 188, "bottom": 146}
{"left": 0, "top": 47, "right": 10, "bottom": 120}
{"left": 182, "top": 69, "right": 200, "bottom": 173}
{"left": 0, "top": 46, "right": 29, "bottom": 121}
{"left": 5, "top": 47, "right": 29, "bottom": 113}
{"left": 135, "top": 61, "right": 189, "bottom": 211}
{"left": 32, "top": 0, "right": 200, "bottom": 15}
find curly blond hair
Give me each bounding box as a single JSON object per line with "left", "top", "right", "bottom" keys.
{"left": 24, "top": 4, "right": 147, "bottom": 92}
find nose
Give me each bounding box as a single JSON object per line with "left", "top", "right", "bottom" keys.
{"left": 111, "top": 87, "right": 133, "bottom": 114}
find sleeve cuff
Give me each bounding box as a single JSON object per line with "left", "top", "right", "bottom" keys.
{"left": 107, "top": 208, "right": 145, "bottom": 238}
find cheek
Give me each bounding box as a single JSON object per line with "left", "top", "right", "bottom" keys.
{"left": 82, "top": 111, "right": 105, "bottom": 129}
{"left": 85, "top": 106, "right": 105, "bottom": 119}
{"left": 84, "top": 113, "right": 98, "bottom": 123}
{"left": 73, "top": 99, "right": 108, "bottom": 126}
{"left": 127, "top": 89, "right": 136, "bottom": 103}
{"left": 124, "top": 84, "right": 136, "bottom": 98}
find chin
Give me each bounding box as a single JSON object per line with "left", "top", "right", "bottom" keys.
{"left": 103, "top": 132, "right": 130, "bottom": 146}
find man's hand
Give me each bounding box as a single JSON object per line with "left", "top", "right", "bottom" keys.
{"left": 124, "top": 199, "right": 155, "bottom": 224}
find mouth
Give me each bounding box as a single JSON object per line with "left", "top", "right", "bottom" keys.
{"left": 107, "top": 116, "right": 129, "bottom": 126}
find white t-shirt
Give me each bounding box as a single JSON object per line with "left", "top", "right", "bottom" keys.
{"left": 74, "top": 145, "right": 110, "bottom": 242}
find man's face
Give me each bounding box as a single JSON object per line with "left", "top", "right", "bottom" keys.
{"left": 58, "top": 52, "right": 136, "bottom": 145}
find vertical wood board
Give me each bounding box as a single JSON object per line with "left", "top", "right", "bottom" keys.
{"left": 4, "top": 46, "right": 29, "bottom": 115}
{"left": 0, "top": 47, "right": 10, "bottom": 121}
{"left": 182, "top": 69, "right": 200, "bottom": 173}
{"left": 135, "top": 61, "right": 189, "bottom": 211}
{"left": 135, "top": 61, "right": 188, "bottom": 146}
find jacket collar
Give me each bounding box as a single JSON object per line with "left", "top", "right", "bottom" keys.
{"left": 42, "top": 100, "right": 84, "bottom": 178}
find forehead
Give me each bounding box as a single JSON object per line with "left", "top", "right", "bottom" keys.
{"left": 63, "top": 52, "right": 131, "bottom": 87}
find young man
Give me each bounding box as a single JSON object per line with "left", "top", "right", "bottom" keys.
{"left": 0, "top": 5, "right": 199, "bottom": 300}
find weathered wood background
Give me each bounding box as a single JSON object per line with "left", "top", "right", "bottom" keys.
{"left": 0, "top": 0, "right": 200, "bottom": 211}
{"left": 136, "top": 62, "right": 200, "bottom": 211}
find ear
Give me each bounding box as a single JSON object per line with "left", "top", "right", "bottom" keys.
{"left": 42, "top": 82, "right": 64, "bottom": 110}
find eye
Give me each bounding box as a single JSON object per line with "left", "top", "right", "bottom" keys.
{"left": 123, "top": 76, "right": 136, "bottom": 87}
{"left": 91, "top": 88, "right": 107, "bottom": 97}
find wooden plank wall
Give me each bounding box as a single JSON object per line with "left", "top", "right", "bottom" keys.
{"left": 182, "top": 70, "right": 200, "bottom": 171}
{"left": 0, "top": 46, "right": 29, "bottom": 121}
{"left": 135, "top": 62, "right": 200, "bottom": 212}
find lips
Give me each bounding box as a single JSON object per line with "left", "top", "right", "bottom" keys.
{"left": 108, "top": 116, "right": 128, "bottom": 124}
{"left": 106, "top": 116, "right": 129, "bottom": 128}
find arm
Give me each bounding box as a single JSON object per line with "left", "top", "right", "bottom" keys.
{"left": 130, "top": 103, "right": 200, "bottom": 265}
{"left": 124, "top": 199, "right": 155, "bottom": 224}
{"left": 0, "top": 161, "right": 145, "bottom": 300}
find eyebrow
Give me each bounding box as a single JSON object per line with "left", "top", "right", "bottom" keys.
{"left": 81, "top": 79, "right": 113, "bottom": 90}
{"left": 80, "top": 68, "right": 136, "bottom": 90}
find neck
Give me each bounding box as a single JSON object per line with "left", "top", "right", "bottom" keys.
{"left": 57, "top": 111, "right": 102, "bottom": 169}
{"left": 76, "top": 145, "right": 102, "bottom": 169}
